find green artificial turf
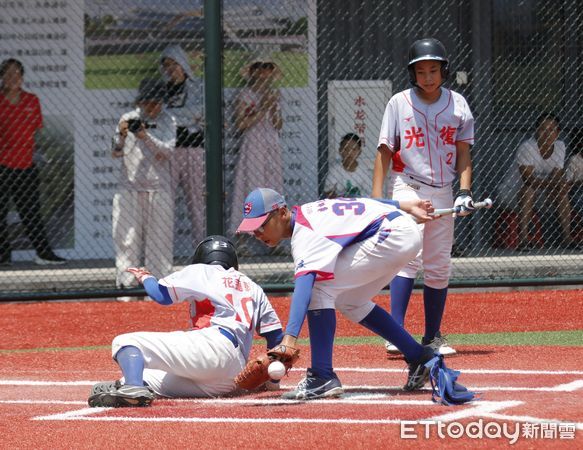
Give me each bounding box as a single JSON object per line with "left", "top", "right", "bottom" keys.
{"left": 2, "top": 330, "right": 581, "bottom": 353}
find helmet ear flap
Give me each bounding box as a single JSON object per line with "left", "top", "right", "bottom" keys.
{"left": 440, "top": 61, "right": 449, "bottom": 81}
{"left": 408, "top": 65, "right": 416, "bottom": 86}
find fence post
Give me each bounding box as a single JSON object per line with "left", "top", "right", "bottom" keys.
{"left": 204, "top": 0, "right": 224, "bottom": 235}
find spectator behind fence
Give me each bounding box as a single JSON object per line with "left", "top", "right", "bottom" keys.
{"left": 0, "top": 58, "right": 66, "bottom": 266}
{"left": 229, "top": 55, "right": 283, "bottom": 236}
{"left": 497, "top": 112, "right": 578, "bottom": 250}
{"left": 323, "top": 133, "right": 372, "bottom": 198}
{"left": 111, "top": 78, "right": 177, "bottom": 293}
{"left": 160, "top": 45, "right": 206, "bottom": 248}
{"left": 566, "top": 128, "right": 583, "bottom": 218}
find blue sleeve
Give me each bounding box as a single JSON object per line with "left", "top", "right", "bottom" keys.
{"left": 374, "top": 198, "right": 400, "bottom": 209}
{"left": 285, "top": 272, "right": 316, "bottom": 337}
{"left": 260, "top": 329, "right": 284, "bottom": 349}
{"left": 143, "top": 277, "right": 173, "bottom": 305}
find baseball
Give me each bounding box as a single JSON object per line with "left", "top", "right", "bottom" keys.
{"left": 268, "top": 360, "right": 286, "bottom": 380}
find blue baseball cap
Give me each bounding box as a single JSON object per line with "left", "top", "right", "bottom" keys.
{"left": 236, "top": 188, "right": 286, "bottom": 233}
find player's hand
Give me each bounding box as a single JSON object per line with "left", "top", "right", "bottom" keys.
{"left": 399, "top": 199, "right": 435, "bottom": 223}
{"left": 267, "top": 343, "right": 300, "bottom": 369}
{"left": 126, "top": 267, "right": 153, "bottom": 284}
{"left": 454, "top": 190, "right": 475, "bottom": 217}
{"left": 119, "top": 120, "right": 129, "bottom": 138}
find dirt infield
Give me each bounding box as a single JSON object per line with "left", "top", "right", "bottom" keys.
{"left": 0, "top": 289, "right": 581, "bottom": 449}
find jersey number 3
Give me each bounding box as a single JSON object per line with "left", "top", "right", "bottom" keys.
{"left": 332, "top": 200, "right": 365, "bottom": 216}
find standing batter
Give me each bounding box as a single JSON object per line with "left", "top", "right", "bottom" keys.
{"left": 372, "top": 38, "right": 475, "bottom": 355}
{"left": 88, "top": 235, "right": 283, "bottom": 407}
{"left": 237, "top": 188, "right": 440, "bottom": 399}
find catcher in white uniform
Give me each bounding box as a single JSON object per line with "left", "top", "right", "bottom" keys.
{"left": 88, "top": 236, "right": 284, "bottom": 407}
{"left": 237, "top": 188, "right": 436, "bottom": 399}
{"left": 236, "top": 188, "right": 477, "bottom": 404}
{"left": 372, "top": 38, "right": 475, "bottom": 355}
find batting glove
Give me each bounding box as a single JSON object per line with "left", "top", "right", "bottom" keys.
{"left": 453, "top": 189, "right": 475, "bottom": 217}
{"left": 126, "top": 267, "right": 154, "bottom": 284}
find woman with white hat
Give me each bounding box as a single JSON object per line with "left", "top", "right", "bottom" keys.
{"left": 229, "top": 56, "right": 283, "bottom": 236}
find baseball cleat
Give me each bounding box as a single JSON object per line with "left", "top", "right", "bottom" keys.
{"left": 88, "top": 384, "right": 155, "bottom": 407}
{"left": 384, "top": 341, "right": 401, "bottom": 355}
{"left": 282, "top": 369, "right": 344, "bottom": 400}
{"left": 404, "top": 346, "right": 436, "bottom": 391}
{"left": 423, "top": 332, "right": 457, "bottom": 355}
{"left": 90, "top": 380, "right": 121, "bottom": 396}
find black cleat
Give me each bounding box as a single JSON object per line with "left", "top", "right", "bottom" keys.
{"left": 404, "top": 346, "right": 437, "bottom": 391}
{"left": 88, "top": 384, "right": 155, "bottom": 407}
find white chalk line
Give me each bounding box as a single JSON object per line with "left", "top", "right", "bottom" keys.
{"left": 0, "top": 372, "right": 579, "bottom": 427}
{"left": 31, "top": 400, "right": 509, "bottom": 424}
{"left": 4, "top": 397, "right": 436, "bottom": 406}
{"left": 2, "top": 380, "right": 582, "bottom": 393}
{"left": 0, "top": 366, "right": 581, "bottom": 388}
{"left": 331, "top": 368, "right": 583, "bottom": 375}
{"left": 3, "top": 378, "right": 582, "bottom": 408}
{"left": 2, "top": 376, "right": 582, "bottom": 394}
{"left": 0, "top": 400, "right": 86, "bottom": 405}
{"left": 33, "top": 400, "right": 583, "bottom": 431}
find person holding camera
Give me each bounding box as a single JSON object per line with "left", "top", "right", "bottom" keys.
{"left": 111, "top": 78, "right": 177, "bottom": 293}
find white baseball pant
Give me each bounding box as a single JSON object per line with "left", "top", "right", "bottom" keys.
{"left": 112, "top": 327, "right": 246, "bottom": 398}
{"left": 308, "top": 213, "right": 422, "bottom": 323}
{"left": 389, "top": 173, "right": 454, "bottom": 289}
{"left": 112, "top": 189, "right": 174, "bottom": 287}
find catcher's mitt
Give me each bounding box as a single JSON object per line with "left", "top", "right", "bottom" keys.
{"left": 234, "top": 345, "right": 300, "bottom": 391}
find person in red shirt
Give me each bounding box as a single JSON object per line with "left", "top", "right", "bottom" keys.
{"left": 0, "top": 59, "right": 65, "bottom": 265}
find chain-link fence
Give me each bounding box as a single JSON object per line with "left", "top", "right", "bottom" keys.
{"left": 0, "top": 0, "right": 581, "bottom": 299}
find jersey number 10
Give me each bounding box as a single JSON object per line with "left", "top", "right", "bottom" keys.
{"left": 225, "top": 293, "right": 254, "bottom": 329}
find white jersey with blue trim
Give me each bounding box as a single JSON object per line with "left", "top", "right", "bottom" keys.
{"left": 291, "top": 198, "right": 401, "bottom": 281}
{"left": 158, "top": 264, "right": 282, "bottom": 359}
